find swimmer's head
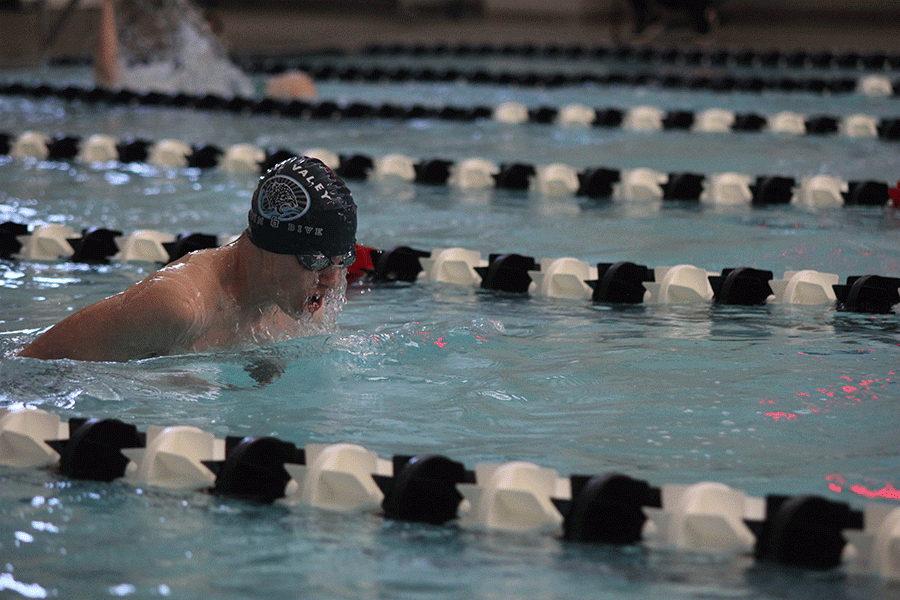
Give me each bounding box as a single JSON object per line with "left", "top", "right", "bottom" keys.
{"left": 247, "top": 156, "right": 357, "bottom": 258}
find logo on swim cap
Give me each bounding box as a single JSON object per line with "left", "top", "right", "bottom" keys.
{"left": 256, "top": 174, "right": 310, "bottom": 221}
{"left": 248, "top": 155, "right": 357, "bottom": 256}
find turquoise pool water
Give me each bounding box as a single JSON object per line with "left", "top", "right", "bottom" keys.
{"left": 0, "top": 59, "right": 899, "bottom": 599}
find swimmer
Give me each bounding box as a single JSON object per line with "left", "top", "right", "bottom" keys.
{"left": 18, "top": 156, "right": 356, "bottom": 362}
{"left": 95, "top": 0, "right": 318, "bottom": 100}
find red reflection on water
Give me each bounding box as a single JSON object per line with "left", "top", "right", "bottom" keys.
{"left": 758, "top": 368, "right": 893, "bottom": 422}
{"left": 826, "top": 474, "right": 900, "bottom": 501}
{"left": 764, "top": 411, "right": 797, "bottom": 421}
{"left": 410, "top": 329, "right": 491, "bottom": 349}
{"left": 851, "top": 484, "right": 900, "bottom": 500}
{"left": 780, "top": 246, "right": 806, "bottom": 258}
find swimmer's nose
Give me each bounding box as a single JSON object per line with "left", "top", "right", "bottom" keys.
{"left": 317, "top": 267, "right": 342, "bottom": 287}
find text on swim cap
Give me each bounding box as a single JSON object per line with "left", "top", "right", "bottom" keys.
{"left": 291, "top": 163, "right": 334, "bottom": 203}
{"left": 249, "top": 211, "right": 323, "bottom": 236}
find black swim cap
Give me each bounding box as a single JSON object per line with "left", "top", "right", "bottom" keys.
{"left": 247, "top": 156, "right": 357, "bottom": 257}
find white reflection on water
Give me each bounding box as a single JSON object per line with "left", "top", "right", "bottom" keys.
{"left": 0, "top": 573, "right": 48, "bottom": 599}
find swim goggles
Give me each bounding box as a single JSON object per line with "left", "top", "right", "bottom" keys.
{"left": 296, "top": 248, "right": 356, "bottom": 272}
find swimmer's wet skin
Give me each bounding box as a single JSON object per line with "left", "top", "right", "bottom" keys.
{"left": 17, "top": 156, "right": 357, "bottom": 362}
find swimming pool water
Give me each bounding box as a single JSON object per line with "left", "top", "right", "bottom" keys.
{"left": 1, "top": 60, "right": 899, "bottom": 600}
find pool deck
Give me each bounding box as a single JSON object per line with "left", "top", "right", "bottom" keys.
{"left": 1, "top": 4, "right": 899, "bottom": 68}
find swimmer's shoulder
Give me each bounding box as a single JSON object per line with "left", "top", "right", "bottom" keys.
{"left": 147, "top": 246, "right": 221, "bottom": 288}
{"left": 121, "top": 257, "right": 213, "bottom": 324}
{"left": 146, "top": 246, "right": 233, "bottom": 317}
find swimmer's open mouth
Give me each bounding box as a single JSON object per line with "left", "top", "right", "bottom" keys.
{"left": 306, "top": 294, "right": 323, "bottom": 313}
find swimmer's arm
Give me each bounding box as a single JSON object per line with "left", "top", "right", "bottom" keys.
{"left": 95, "top": 0, "right": 121, "bottom": 88}
{"left": 18, "top": 281, "right": 197, "bottom": 362}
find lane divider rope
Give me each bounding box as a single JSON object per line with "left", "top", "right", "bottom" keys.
{"left": 2, "top": 218, "right": 899, "bottom": 314}
{"left": 348, "top": 42, "right": 900, "bottom": 74}
{"left": 4, "top": 80, "right": 899, "bottom": 140}
{"left": 1, "top": 130, "right": 896, "bottom": 211}
{"left": 0, "top": 406, "right": 898, "bottom": 579}
{"left": 237, "top": 58, "right": 895, "bottom": 97}
{"left": 49, "top": 44, "right": 900, "bottom": 74}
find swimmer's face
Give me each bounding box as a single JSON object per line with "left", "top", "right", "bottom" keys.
{"left": 263, "top": 252, "right": 344, "bottom": 319}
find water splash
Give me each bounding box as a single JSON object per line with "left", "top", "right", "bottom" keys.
{"left": 115, "top": 0, "right": 253, "bottom": 97}
{"left": 118, "top": 0, "right": 222, "bottom": 65}
{"left": 327, "top": 317, "right": 506, "bottom": 368}
{"left": 242, "top": 271, "right": 349, "bottom": 347}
